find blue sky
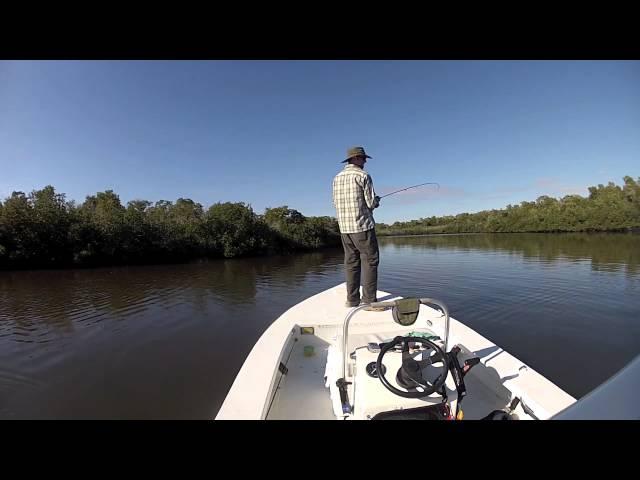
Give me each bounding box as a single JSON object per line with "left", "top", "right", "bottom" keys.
{"left": 1, "top": 60, "right": 638, "bottom": 223}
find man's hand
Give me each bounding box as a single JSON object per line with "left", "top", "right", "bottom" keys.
{"left": 373, "top": 195, "right": 381, "bottom": 209}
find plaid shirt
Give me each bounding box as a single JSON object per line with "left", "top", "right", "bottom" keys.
{"left": 332, "top": 164, "right": 379, "bottom": 234}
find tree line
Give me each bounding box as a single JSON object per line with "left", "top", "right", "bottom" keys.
{"left": 376, "top": 176, "right": 640, "bottom": 236}
{"left": 2, "top": 176, "right": 638, "bottom": 269}
{"left": 0, "top": 187, "right": 340, "bottom": 269}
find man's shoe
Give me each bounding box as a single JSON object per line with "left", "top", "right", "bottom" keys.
{"left": 345, "top": 300, "right": 360, "bottom": 308}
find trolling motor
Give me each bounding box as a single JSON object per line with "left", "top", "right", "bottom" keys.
{"left": 336, "top": 297, "right": 452, "bottom": 415}
{"left": 377, "top": 334, "right": 449, "bottom": 398}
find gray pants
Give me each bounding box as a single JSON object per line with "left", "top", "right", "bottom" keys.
{"left": 341, "top": 229, "right": 380, "bottom": 304}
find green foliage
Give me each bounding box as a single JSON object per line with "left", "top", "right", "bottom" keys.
{"left": 0, "top": 187, "right": 341, "bottom": 269}
{"left": 205, "top": 202, "right": 268, "bottom": 258}
{"left": 2, "top": 176, "right": 636, "bottom": 269}
{"left": 376, "top": 176, "right": 640, "bottom": 236}
{"left": 262, "top": 206, "right": 339, "bottom": 250}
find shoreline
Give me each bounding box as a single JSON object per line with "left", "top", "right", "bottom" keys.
{"left": 377, "top": 227, "right": 640, "bottom": 238}
{"left": 3, "top": 230, "right": 638, "bottom": 272}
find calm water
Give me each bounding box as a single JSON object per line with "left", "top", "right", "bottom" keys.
{"left": 1, "top": 233, "right": 638, "bottom": 419}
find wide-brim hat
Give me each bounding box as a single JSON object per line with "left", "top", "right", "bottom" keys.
{"left": 342, "top": 146, "right": 372, "bottom": 163}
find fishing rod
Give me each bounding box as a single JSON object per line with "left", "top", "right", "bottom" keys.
{"left": 379, "top": 182, "right": 440, "bottom": 199}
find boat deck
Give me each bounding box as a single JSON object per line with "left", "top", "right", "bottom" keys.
{"left": 266, "top": 335, "right": 335, "bottom": 420}
{"left": 216, "top": 283, "right": 576, "bottom": 420}
{"left": 266, "top": 330, "right": 513, "bottom": 420}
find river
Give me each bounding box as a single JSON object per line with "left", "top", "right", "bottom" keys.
{"left": 1, "top": 233, "right": 638, "bottom": 419}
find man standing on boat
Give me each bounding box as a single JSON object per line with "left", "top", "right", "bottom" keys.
{"left": 332, "top": 146, "right": 381, "bottom": 307}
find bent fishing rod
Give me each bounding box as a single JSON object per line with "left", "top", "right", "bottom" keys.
{"left": 379, "top": 182, "right": 440, "bottom": 199}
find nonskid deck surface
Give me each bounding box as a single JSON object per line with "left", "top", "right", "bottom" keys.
{"left": 266, "top": 335, "right": 335, "bottom": 420}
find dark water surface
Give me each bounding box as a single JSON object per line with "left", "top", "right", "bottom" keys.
{"left": 1, "top": 233, "right": 638, "bottom": 419}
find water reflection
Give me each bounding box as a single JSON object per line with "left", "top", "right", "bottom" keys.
{"left": 0, "top": 248, "right": 344, "bottom": 339}
{"left": 380, "top": 233, "right": 640, "bottom": 277}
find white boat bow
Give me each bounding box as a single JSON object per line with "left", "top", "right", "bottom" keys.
{"left": 216, "top": 283, "right": 579, "bottom": 420}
